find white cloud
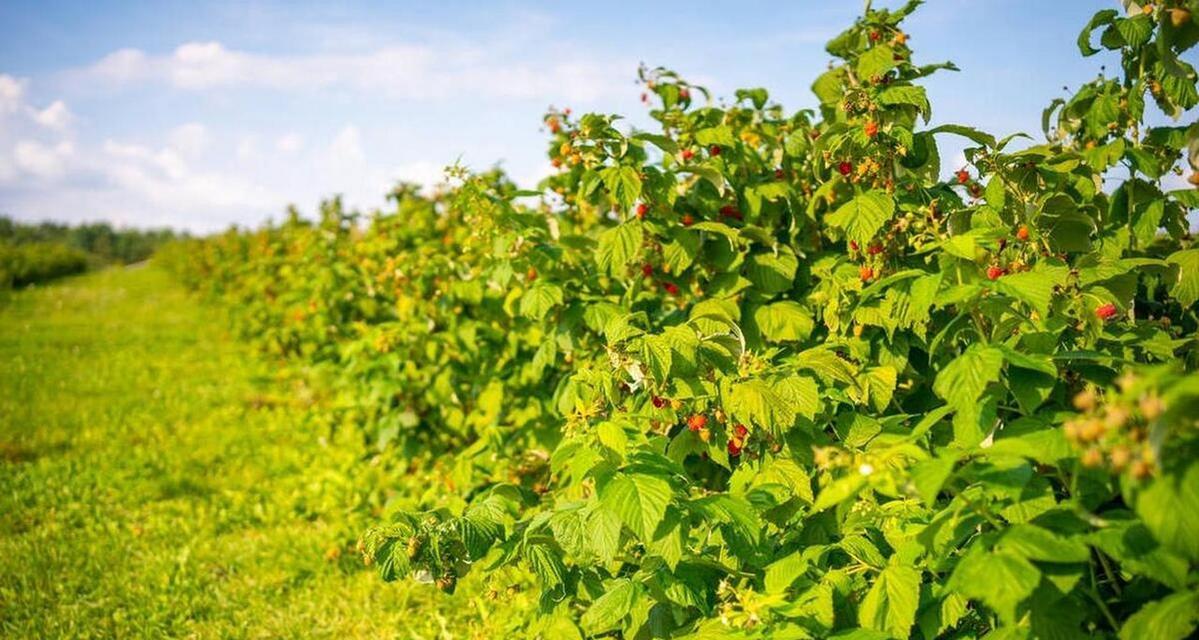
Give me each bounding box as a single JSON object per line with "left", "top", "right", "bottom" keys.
{"left": 32, "top": 100, "right": 72, "bottom": 130}
{"left": 12, "top": 140, "right": 74, "bottom": 178}
{"left": 0, "top": 74, "right": 25, "bottom": 114}
{"left": 276, "top": 132, "right": 303, "bottom": 153}
{"left": 167, "top": 122, "right": 208, "bottom": 156}
{"left": 73, "top": 39, "right": 631, "bottom": 102}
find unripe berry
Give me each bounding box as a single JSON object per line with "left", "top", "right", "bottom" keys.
{"left": 1016, "top": 225, "right": 1030, "bottom": 241}
{"left": 688, "top": 414, "right": 708, "bottom": 432}
{"left": 859, "top": 265, "right": 874, "bottom": 282}
{"left": 864, "top": 120, "right": 879, "bottom": 138}
{"left": 527, "top": 267, "right": 538, "bottom": 281}
{"left": 681, "top": 213, "right": 695, "bottom": 226}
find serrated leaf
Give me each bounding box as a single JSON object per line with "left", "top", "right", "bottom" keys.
{"left": 1118, "top": 590, "right": 1199, "bottom": 640}
{"left": 600, "top": 472, "right": 672, "bottom": 542}
{"left": 948, "top": 548, "right": 1040, "bottom": 625}
{"left": 826, "top": 190, "right": 895, "bottom": 247}
{"left": 596, "top": 220, "right": 643, "bottom": 277}
{"left": 600, "top": 165, "right": 642, "bottom": 211}
{"left": 520, "top": 283, "right": 564, "bottom": 320}
{"left": 1166, "top": 249, "right": 1199, "bottom": 307}
{"left": 581, "top": 579, "right": 639, "bottom": 635}
{"left": 859, "top": 564, "right": 921, "bottom": 640}
{"left": 752, "top": 300, "right": 814, "bottom": 343}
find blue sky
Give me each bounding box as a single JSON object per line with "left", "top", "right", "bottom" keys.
{"left": 0, "top": 1, "right": 1183, "bottom": 231}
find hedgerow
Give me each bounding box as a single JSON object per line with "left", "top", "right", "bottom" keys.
{"left": 161, "top": 1, "right": 1199, "bottom": 637}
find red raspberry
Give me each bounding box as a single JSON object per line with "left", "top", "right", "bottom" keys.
{"left": 727, "top": 439, "right": 743, "bottom": 456}
{"left": 681, "top": 214, "right": 695, "bottom": 226}
{"left": 719, "top": 205, "right": 742, "bottom": 220}
{"left": 636, "top": 203, "right": 649, "bottom": 219}
{"left": 1096, "top": 303, "right": 1118, "bottom": 321}
{"left": 838, "top": 161, "right": 853, "bottom": 176}
{"left": 955, "top": 169, "right": 970, "bottom": 184}
{"left": 867, "top": 243, "right": 883, "bottom": 256}
{"left": 859, "top": 265, "right": 874, "bottom": 282}
{"left": 663, "top": 282, "right": 680, "bottom": 296}
{"left": 641, "top": 263, "right": 654, "bottom": 278}
{"left": 651, "top": 396, "right": 666, "bottom": 409}
{"left": 709, "top": 145, "right": 721, "bottom": 156}
{"left": 733, "top": 424, "right": 748, "bottom": 438}
{"left": 986, "top": 265, "right": 1004, "bottom": 280}
{"left": 681, "top": 149, "right": 694, "bottom": 161}
{"left": 1016, "top": 226, "right": 1030, "bottom": 241}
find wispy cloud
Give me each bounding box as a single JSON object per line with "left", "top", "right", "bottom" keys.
{"left": 71, "top": 39, "right": 632, "bottom": 102}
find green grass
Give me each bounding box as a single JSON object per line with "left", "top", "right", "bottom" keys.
{"left": 0, "top": 267, "right": 533, "bottom": 639}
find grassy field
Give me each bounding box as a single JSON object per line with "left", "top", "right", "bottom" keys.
{"left": 0, "top": 267, "right": 529, "bottom": 639}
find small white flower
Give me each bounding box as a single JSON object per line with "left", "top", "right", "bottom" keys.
{"left": 858, "top": 463, "right": 874, "bottom": 476}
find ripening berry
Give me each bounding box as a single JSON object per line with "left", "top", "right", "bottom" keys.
{"left": 727, "top": 438, "right": 743, "bottom": 456}
{"left": 1081, "top": 447, "right": 1103, "bottom": 468}
{"left": 733, "top": 424, "right": 748, "bottom": 438}
{"left": 681, "top": 213, "right": 695, "bottom": 226}
{"left": 688, "top": 414, "right": 708, "bottom": 432}
{"left": 1016, "top": 225, "right": 1030, "bottom": 241}
{"left": 642, "top": 263, "right": 654, "bottom": 278}
{"left": 663, "top": 282, "right": 681, "bottom": 296}
{"left": 679, "top": 87, "right": 691, "bottom": 100}
{"left": 775, "top": 168, "right": 786, "bottom": 180}
{"left": 527, "top": 267, "right": 538, "bottom": 281}
{"left": 636, "top": 202, "right": 649, "bottom": 219}
{"left": 838, "top": 161, "right": 853, "bottom": 176}
{"left": 1108, "top": 445, "right": 1131, "bottom": 472}
{"left": 1096, "top": 303, "right": 1118, "bottom": 321}
{"left": 652, "top": 395, "right": 666, "bottom": 409}
{"left": 864, "top": 121, "right": 879, "bottom": 138}
{"left": 986, "top": 265, "right": 1004, "bottom": 280}
{"left": 1131, "top": 458, "right": 1153, "bottom": 480}
{"left": 681, "top": 149, "right": 694, "bottom": 161}
{"left": 719, "top": 205, "right": 742, "bottom": 220}
{"left": 709, "top": 145, "right": 722, "bottom": 156}
{"left": 869, "top": 30, "right": 881, "bottom": 42}
{"left": 860, "top": 265, "right": 874, "bottom": 282}
{"left": 1169, "top": 8, "right": 1191, "bottom": 27}
{"left": 849, "top": 240, "right": 860, "bottom": 252}
{"left": 1073, "top": 387, "right": 1096, "bottom": 411}
{"left": 867, "top": 243, "right": 883, "bottom": 256}
{"left": 955, "top": 169, "right": 970, "bottom": 184}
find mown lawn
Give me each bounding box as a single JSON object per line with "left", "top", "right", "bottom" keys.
{"left": 0, "top": 267, "right": 531, "bottom": 639}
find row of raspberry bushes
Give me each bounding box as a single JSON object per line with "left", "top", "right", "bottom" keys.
{"left": 160, "top": 1, "right": 1199, "bottom": 638}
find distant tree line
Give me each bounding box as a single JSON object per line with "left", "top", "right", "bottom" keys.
{"left": 1, "top": 216, "right": 182, "bottom": 289}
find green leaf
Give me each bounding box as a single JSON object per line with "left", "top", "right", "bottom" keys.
{"left": 933, "top": 344, "right": 1004, "bottom": 417}
{"left": 927, "top": 124, "right": 996, "bottom": 148}
{"left": 879, "top": 85, "right": 931, "bottom": 123}
{"left": 991, "top": 264, "right": 1069, "bottom": 317}
{"left": 752, "top": 301, "right": 815, "bottom": 343}
{"left": 1136, "top": 463, "right": 1199, "bottom": 562}
{"left": 948, "top": 548, "right": 1041, "bottom": 625}
{"left": 765, "top": 552, "right": 810, "bottom": 595}
{"left": 1118, "top": 590, "right": 1199, "bottom": 640}
{"left": 1166, "top": 249, "right": 1199, "bottom": 307}
{"left": 520, "top": 283, "right": 564, "bottom": 320}
{"left": 858, "top": 564, "right": 921, "bottom": 640}
{"left": 1078, "top": 9, "right": 1118, "bottom": 56}
{"left": 695, "top": 125, "right": 736, "bottom": 147}
{"left": 639, "top": 334, "right": 674, "bottom": 382}
{"left": 857, "top": 44, "right": 897, "bottom": 80}
{"left": 826, "top": 190, "right": 895, "bottom": 247}
{"left": 600, "top": 165, "right": 642, "bottom": 211}
{"left": 813, "top": 473, "right": 867, "bottom": 512}
{"left": 996, "top": 524, "right": 1089, "bottom": 563}
{"left": 581, "top": 578, "right": 640, "bottom": 635}
{"left": 596, "top": 220, "right": 643, "bottom": 277}
{"left": 600, "top": 472, "right": 672, "bottom": 542}
{"left": 745, "top": 250, "right": 798, "bottom": 294}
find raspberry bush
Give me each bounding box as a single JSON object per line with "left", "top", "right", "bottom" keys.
{"left": 162, "top": 1, "right": 1199, "bottom": 637}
